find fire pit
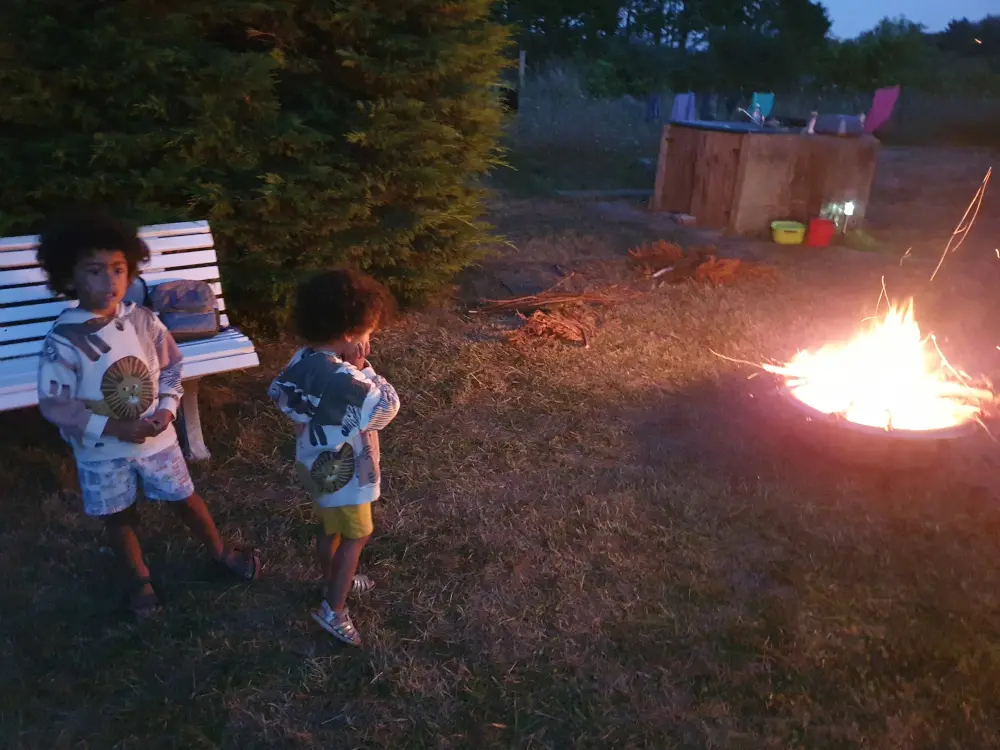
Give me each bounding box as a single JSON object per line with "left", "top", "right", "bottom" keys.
{"left": 763, "top": 300, "right": 994, "bottom": 470}
{"left": 773, "top": 379, "right": 982, "bottom": 471}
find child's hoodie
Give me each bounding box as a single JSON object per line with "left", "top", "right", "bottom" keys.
{"left": 268, "top": 349, "right": 400, "bottom": 508}
{"left": 37, "top": 301, "right": 183, "bottom": 462}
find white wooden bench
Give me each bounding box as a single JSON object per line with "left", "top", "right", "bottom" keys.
{"left": 0, "top": 221, "right": 258, "bottom": 461}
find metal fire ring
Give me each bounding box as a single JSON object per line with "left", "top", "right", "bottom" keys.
{"left": 777, "top": 383, "right": 981, "bottom": 442}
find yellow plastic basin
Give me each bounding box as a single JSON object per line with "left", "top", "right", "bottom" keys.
{"left": 771, "top": 220, "right": 806, "bottom": 245}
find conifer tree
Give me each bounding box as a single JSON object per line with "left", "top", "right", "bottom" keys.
{"left": 0, "top": 1, "right": 510, "bottom": 327}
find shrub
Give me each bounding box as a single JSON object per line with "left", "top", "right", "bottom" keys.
{"left": 0, "top": 1, "right": 511, "bottom": 332}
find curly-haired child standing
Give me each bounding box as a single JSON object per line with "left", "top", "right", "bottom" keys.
{"left": 268, "top": 269, "right": 400, "bottom": 646}
{"left": 35, "top": 212, "right": 261, "bottom": 619}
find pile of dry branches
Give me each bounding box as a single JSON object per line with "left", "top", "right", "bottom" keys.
{"left": 629, "top": 240, "right": 778, "bottom": 285}
{"left": 506, "top": 309, "right": 595, "bottom": 348}
{"left": 476, "top": 280, "right": 623, "bottom": 348}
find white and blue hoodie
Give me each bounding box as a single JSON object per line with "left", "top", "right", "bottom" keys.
{"left": 268, "top": 348, "right": 400, "bottom": 508}
{"left": 37, "top": 301, "right": 184, "bottom": 462}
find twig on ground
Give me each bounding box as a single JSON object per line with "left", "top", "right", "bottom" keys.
{"left": 478, "top": 289, "right": 624, "bottom": 314}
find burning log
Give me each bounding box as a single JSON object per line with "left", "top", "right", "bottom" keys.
{"left": 764, "top": 299, "right": 995, "bottom": 433}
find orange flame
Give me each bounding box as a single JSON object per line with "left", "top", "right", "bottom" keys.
{"left": 764, "top": 300, "right": 994, "bottom": 431}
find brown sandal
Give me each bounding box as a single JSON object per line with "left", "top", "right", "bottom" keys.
{"left": 128, "top": 578, "right": 162, "bottom": 620}
{"left": 215, "top": 547, "right": 261, "bottom": 581}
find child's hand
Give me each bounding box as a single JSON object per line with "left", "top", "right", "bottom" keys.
{"left": 146, "top": 409, "right": 175, "bottom": 436}
{"left": 105, "top": 419, "right": 157, "bottom": 444}
{"left": 346, "top": 341, "right": 369, "bottom": 369}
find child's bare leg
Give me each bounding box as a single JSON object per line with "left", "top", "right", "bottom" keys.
{"left": 325, "top": 535, "right": 371, "bottom": 612}
{"left": 316, "top": 530, "right": 340, "bottom": 580}
{"left": 170, "top": 493, "right": 260, "bottom": 579}
{"left": 170, "top": 493, "right": 225, "bottom": 557}
{"left": 104, "top": 506, "right": 158, "bottom": 616}
{"left": 104, "top": 506, "right": 149, "bottom": 579}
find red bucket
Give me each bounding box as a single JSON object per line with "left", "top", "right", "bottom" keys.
{"left": 806, "top": 218, "right": 836, "bottom": 247}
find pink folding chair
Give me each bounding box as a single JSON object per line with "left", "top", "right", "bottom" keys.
{"left": 864, "top": 86, "right": 900, "bottom": 134}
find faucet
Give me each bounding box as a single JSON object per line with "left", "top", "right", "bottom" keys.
{"left": 736, "top": 107, "right": 763, "bottom": 127}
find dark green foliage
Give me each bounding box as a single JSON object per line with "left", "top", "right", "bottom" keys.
{"left": 0, "top": 1, "right": 511, "bottom": 331}
{"left": 499, "top": 0, "right": 1000, "bottom": 103}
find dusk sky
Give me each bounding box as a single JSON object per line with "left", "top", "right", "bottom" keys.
{"left": 825, "top": 0, "right": 993, "bottom": 38}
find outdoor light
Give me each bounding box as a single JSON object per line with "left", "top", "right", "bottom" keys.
{"left": 843, "top": 201, "right": 856, "bottom": 217}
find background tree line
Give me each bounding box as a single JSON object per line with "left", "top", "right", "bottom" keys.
{"left": 493, "top": 0, "right": 1000, "bottom": 98}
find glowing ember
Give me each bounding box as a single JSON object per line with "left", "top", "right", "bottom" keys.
{"left": 764, "top": 300, "right": 994, "bottom": 431}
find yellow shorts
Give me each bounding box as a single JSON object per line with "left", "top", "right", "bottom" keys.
{"left": 314, "top": 502, "right": 373, "bottom": 539}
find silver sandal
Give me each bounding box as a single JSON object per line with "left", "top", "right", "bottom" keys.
{"left": 311, "top": 601, "right": 362, "bottom": 647}
{"left": 351, "top": 574, "right": 375, "bottom": 596}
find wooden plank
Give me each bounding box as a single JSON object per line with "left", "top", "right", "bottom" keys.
{"left": 0, "top": 261, "right": 221, "bottom": 288}
{"left": 0, "top": 236, "right": 44, "bottom": 252}
{"left": 811, "top": 135, "right": 879, "bottom": 223}
{"left": 146, "top": 250, "right": 218, "bottom": 272}
{"left": 0, "top": 385, "right": 39, "bottom": 411}
{"left": 0, "top": 320, "right": 54, "bottom": 344}
{"left": 182, "top": 350, "right": 258, "bottom": 379}
{"left": 124, "top": 266, "right": 220, "bottom": 284}
{"left": 650, "top": 124, "right": 672, "bottom": 212}
{"left": 728, "top": 132, "right": 880, "bottom": 236}
{"left": 787, "top": 137, "right": 814, "bottom": 223}
{"left": 138, "top": 221, "right": 211, "bottom": 238}
{"left": 0, "top": 221, "right": 211, "bottom": 253}
{"left": 0, "top": 267, "right": 58, "bottom": 287}
{"left": 0, "top": 356, "right": 38, "bottom": 390}
{"left": 728, "top": 132, "right": 754, "bottom": 233}
{"left": 0, "top": 325, "right": 248, "bottom": 363}
{"left": 0, "top": 296, "right": 225, "bottom": 325}
{"left": 0, "top": 249, "right": 44, "bottom": 268}
{"left": 0, "top": 338, "right": 50, "bottom": 360}
{"left": 144, "top": 233, "right": 215, "bottom": 255}
{"left": 0, "top": 299, "right": 75, "bottom": 325}
{"left": 0, "top": 234, "right": 215, "bottom": 270}
{"left": 657, "top": 124, "right": 703, "bottom": 215}
{"left": 0, "top": 310, "right": 233, "bottom": 357}
{"left": 177, "top": 332, "right": 256, "bottom": 362}
{"left": 689, "top": 131, "right": 744, "bottom": 229}
{"left": 0, "top": 285, "right": 61, "bottom": 306}
{"left": 728, "top": 133, "right": 802, "bottom": 235}
{"left": 0, "top": 280, "right": 222, "bottom": 307}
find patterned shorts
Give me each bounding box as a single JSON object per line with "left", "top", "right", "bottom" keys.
{"left": 77, "top": 441, "right": 195, "bottom": 518}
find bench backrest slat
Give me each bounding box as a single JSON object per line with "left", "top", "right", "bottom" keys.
{"left": 0, "top": 236, "right": 216, "bottom": 270}
{"left": 0, "top": 294, "right": 229, "bottom": 326}
{"left": 0, "top": 222, "right": 230, "bottom": 362}
{"left": 0, "top": 221, "right": 210, "bottom": 253}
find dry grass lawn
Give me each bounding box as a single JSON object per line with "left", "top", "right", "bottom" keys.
{"left": 4, "top": 151, "right": 1000, "bottom": 748}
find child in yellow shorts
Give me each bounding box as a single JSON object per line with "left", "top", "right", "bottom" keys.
{"left": 268, "top": 269, "right": 400, "bottom": 646}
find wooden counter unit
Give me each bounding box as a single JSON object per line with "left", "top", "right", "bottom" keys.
{"left": 651, "top": 120, "right": 879, "bottom": 235}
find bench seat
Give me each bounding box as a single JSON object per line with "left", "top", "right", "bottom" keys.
{"left": 0, "top": 221, "right": 259, "bottom": 460}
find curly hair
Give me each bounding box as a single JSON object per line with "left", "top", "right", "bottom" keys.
{"left": 36, "top": 212, "right": 149, "bottom": 298}
{"left": 294, "top": 268, "right": 395, "bottom": 344}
